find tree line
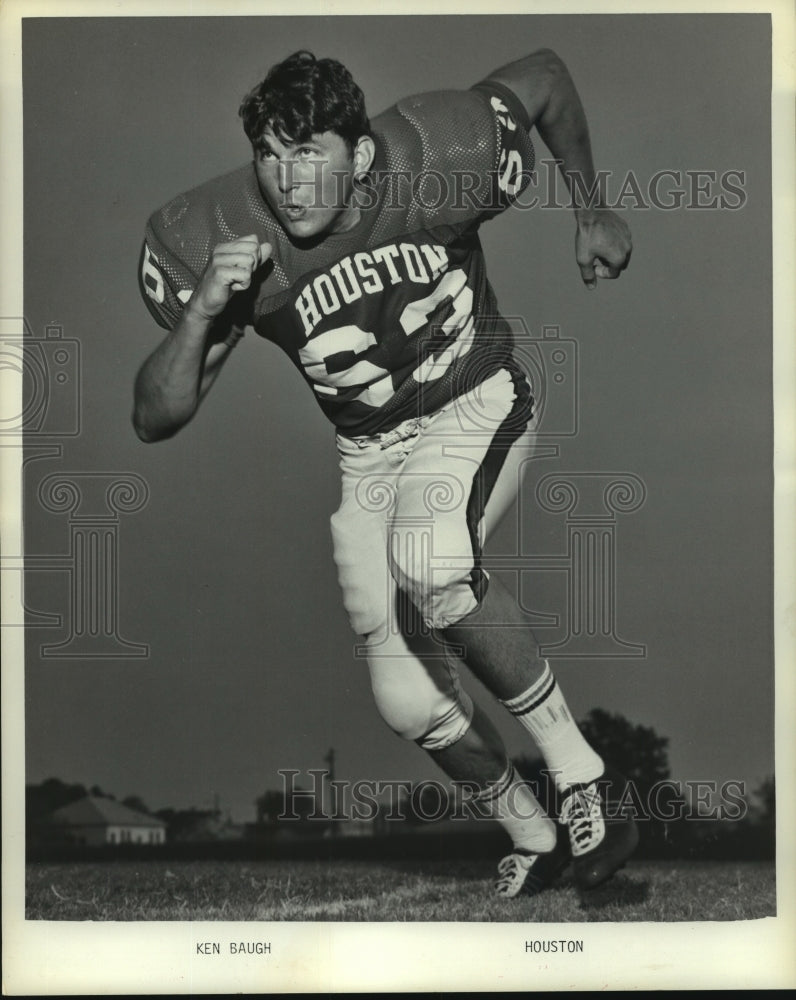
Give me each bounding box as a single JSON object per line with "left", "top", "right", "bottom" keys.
{"left": 26, "top": 710, "right": 774, "bottom": 858}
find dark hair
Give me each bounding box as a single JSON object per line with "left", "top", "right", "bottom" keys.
{"left": 239, "top": 50, "right": 370, "bottom": 153}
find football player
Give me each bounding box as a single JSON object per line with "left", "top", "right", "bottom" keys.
{"left": 133, "top": 49, "right": 637, "bottom": 898}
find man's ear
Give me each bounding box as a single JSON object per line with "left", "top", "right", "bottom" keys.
{"left": 353, "top": 135, "right": 376, "bottom": 178}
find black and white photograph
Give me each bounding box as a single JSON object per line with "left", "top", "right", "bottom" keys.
{"left": 2, "top": 0, "right": 794, "bottom": 993}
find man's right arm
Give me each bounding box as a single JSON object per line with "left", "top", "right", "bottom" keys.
{"left": 132, "top": 235, "right": 271, "bottom": 443}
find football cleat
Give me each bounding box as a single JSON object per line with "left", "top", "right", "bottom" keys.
{"left": 495, "top": 826, "right": 570, "bottom": 898}
{"left": 558, "top": 767, "right": 639, "bottom": 891}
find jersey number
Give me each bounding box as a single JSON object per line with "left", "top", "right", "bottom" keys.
{"left": 298, "top": 268, "right": 474, "bottom": 409}
{"left": 141, "top": 244, "right": 166, "bottom": 304}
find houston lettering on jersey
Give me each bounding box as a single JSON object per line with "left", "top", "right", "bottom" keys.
{"left": 295, "top": 243, "right": 449, "bottom": 337}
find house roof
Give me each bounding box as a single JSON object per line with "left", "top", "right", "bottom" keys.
{"left": 52, "top": 796, "right": 166, "bottom": 828}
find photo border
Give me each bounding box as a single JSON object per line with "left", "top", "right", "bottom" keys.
{"left": 2, "top": 0, "right": 794, "bottom": 993}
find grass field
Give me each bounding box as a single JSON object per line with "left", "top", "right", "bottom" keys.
{"left": 26, "top": 858, "right": 776, "bottom": 922}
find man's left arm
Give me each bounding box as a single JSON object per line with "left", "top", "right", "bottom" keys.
{"left": 482, "top": 48, "right": 632, "bottom": 289}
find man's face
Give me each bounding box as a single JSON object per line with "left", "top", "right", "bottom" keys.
{"left": 254, "top": 128, "right": 361, "bottom": 240}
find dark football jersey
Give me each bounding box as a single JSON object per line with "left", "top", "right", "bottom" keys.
{"left": 140, "top": 80, "right": 535, "bottom": 436}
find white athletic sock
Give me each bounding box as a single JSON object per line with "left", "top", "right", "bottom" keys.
{"left": 467, "top": 763, "right": 556, "bottom": 854}
{"left": 500, "top": 662, "right": 604, "bottom": 791}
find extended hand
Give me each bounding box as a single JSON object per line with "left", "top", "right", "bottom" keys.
{"left": 575, "top": 209, "right": 632, "bottom": 289}
{"left": 190, "top": 235, "right": 272, "bottom": 320}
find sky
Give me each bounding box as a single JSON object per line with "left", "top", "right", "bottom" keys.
{"left": 15, "top": 12, "right": 779, "bottom": 825}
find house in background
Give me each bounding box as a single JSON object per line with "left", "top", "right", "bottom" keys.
{"left": 51, "top": 795, "right": 166, "bottom": 846}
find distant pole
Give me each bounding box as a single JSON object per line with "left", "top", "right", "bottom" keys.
{"left": 324, "top": 747, "right": 338, "bottom": 836}
{"left": 324, "top": 747, "right": 336, "bottom": 783}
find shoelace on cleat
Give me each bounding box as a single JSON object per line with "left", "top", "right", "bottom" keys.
{"left": 559, "top": 784, "right": 606, "bottom": 857}
{"left": 495, "top": 853, "right": 535, "bottom": 896}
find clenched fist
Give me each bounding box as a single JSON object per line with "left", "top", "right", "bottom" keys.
{"left": 189, "top": 235, "right": 272, "bottom": 320}
{"left": 575, "top": 209, "right": 632, "bottom": 289}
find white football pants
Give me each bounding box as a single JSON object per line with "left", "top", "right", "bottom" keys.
{"left": 330, "top": 367, "right": 537, "bottom": 750}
